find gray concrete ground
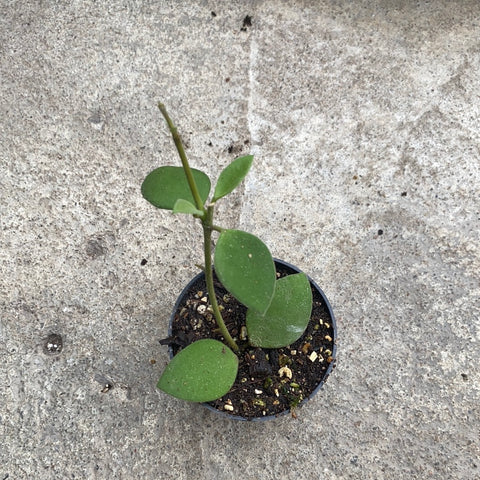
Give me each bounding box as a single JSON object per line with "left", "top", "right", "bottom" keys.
{"left": 1, "top": 1, "right": 479, "bottom": 479}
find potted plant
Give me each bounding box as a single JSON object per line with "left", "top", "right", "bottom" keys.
{"left": 141, "top": 103, "right": 336, "bottom": 420}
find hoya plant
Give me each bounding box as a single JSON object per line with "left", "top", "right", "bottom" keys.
{"left": 142, "top": 103, "right": 312, "bottom": 403}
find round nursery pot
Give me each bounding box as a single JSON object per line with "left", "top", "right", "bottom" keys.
{"left": 165, "top": 259, "right": 337, "bottom": 421}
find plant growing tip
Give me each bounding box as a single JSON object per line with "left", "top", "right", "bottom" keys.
{"left": 142, "top": 103, "right": 314, "bottom": 403}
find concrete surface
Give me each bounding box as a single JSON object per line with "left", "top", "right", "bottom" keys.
{"left": 1, "top": 1, "right": 479, "bottom": 479}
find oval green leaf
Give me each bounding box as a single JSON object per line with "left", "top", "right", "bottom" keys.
{"left": 157, "top": 339, "right": 238, "bottom": 402}
{"left": 173, "top": 198, "right": 204, "bottom": 216}
{"left": 214, "top": 230, "right": 276, "bottom": 314}
{"left": 212, "top": 155, "right": 254, "bottom": 202}
{"left": 246, "top": 273, "right": 313, "bottom": 348}
{"left": 141, "top": 166, "right": 210, "bottom": 210}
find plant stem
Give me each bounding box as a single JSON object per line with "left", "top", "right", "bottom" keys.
{"left": 202, "top": 206, "right": 239, "bottom": 353}
{"left": 157, "top": 103, "right": 205, "bottom": 214}
{"left": 158, "top": 103, "right": 238, "bottom": 353}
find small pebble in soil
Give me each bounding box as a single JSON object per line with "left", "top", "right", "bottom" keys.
{"left": 191, "top": 317, "right": 203, "bottom": 330}
{"left": 240, "top": 326, "right": 247, "bottom": 340}
{"left": 278, "top": 366, "right": 292, "bottom": 379}
{"left": 224, "top": 404, "right": 234, "bottom": 411}
{"left": 308, "top": 351, "right": 318, "bottom": 362}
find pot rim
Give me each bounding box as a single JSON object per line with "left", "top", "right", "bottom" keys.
{"left": 167, "top": 258, "right": 337, "bottom": 421}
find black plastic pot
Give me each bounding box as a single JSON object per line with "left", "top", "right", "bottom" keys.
{"left": 167, "top": 259, "right": 337, "bottom": 421}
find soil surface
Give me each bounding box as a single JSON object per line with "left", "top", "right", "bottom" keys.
{"left": 162, "top": 263, "right": 336, "bottom": 419}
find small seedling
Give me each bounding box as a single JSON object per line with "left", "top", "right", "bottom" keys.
{"left": 142, "top": 103, "right": 312, "bottom": 403}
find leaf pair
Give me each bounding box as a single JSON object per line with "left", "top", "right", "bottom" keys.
{"left": 141, "top": 155, "right": 254, "bottom": 212}
{"left": 214, "top": 229, "right": 313, "bottom": 348}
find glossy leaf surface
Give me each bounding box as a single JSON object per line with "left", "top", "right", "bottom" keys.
{"left": 141, "top": 166, "right": 210, "bottom": 210}
{"left": 173, "top": 198, "right": 204, "bottom": 216}
{"left": 212, "top": 155, "right": 253, "bottom": 202}
{"left": 157, "top": 339, "right": 238, "bottom": 402}
{"left": 214, "top": 229, "right": 276, "bottom": 314}
{"left": 247, "top": 273, "right": 312, "bottom": 348}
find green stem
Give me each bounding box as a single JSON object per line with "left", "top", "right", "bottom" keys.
{"left": 158, "top": 103, "right": 238, "bottom": 353}
{"left": 158, "top": 103, "right": 205, "bottom": 214}
{"left": 202, "top": 206, "right": 239, "bottom": 353}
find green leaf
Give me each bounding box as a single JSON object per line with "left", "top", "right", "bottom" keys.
{"left": 247, "top": 273, "right": 313, "bottom": 348}
{"left": 173, "top": 199, "right": 204, "bottom": 216}
{"left": 157, "top": 339, "right": 238, "bottom": 402}
{"left": 141, "top": 166, "right": 210, "bottom": 210}
{"left": 212, "top": 155, "right": 254, "bottom": 202}
{"left": 214, "top": 229, "right": 276, "bottom": 314}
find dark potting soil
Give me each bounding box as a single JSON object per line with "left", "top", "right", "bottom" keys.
{"left": 163, "top": 264, "right": 336, "bottom": 419}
